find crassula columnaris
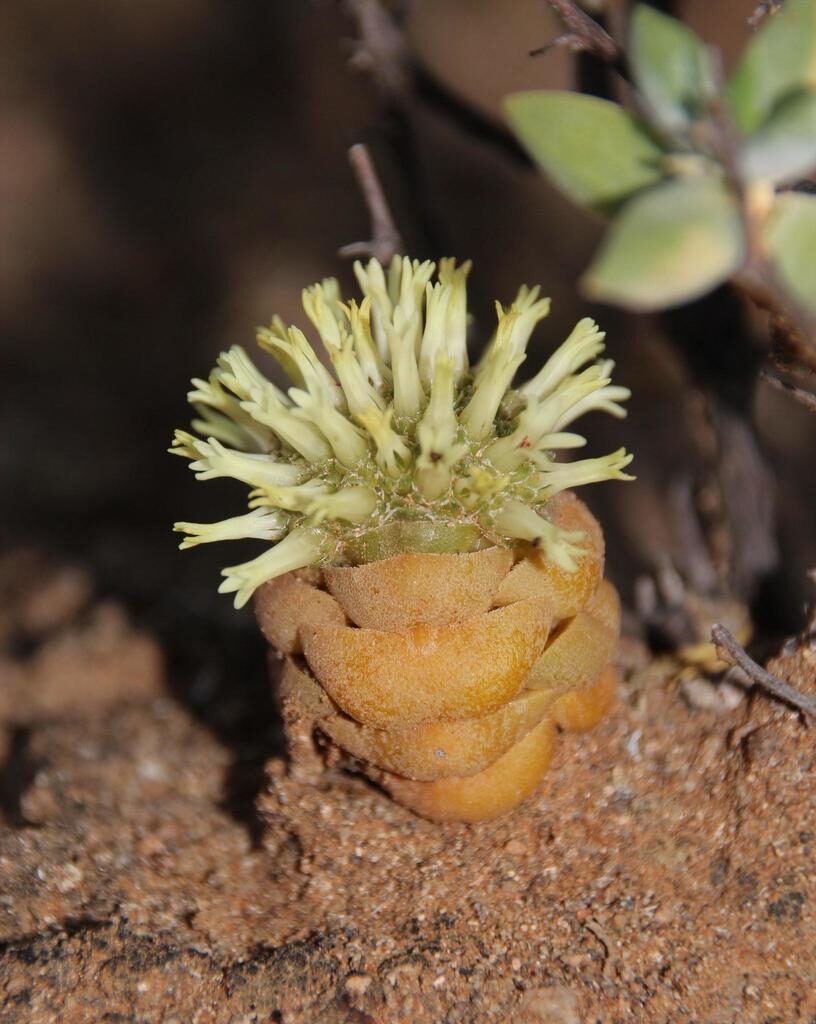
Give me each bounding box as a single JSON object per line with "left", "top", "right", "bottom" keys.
{"left": 171, "top": 257, "right": 633, "bottom": 821}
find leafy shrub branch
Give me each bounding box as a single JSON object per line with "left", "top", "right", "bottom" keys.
{"left": 505, "top": 0, "right": 816, "bottom": 345}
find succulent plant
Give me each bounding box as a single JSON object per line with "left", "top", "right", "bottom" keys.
{"left": 171, "top": 256, "right": 633, "bottom": 821}
{"left": 505, "top": 0, "right": 816, "bottom": 318}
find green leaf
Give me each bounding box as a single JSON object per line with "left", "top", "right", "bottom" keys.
{"left": 582, "top": 176, "right": 745, "bottom": 311}
{"left": 728, "top": 0, "right": 816, "bottom": 133}
{"left": 504, "top": 91, "right": 664, "bottom": 212}
{"left": 629, "top": 4, "right": 715, "bottom": 131}
{"left": 742, "top": 89, "right": 816, "bottom": 183}
{"left": 765, "top": 191, "right": 816, "bottom": 314}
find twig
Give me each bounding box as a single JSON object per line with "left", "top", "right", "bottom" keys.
{"left": 768, "top": 311, "right": 816, "bottom": 376}
{"left": 667, "top": 476, "right": 720, "bottom": 595}
{"left": 711, "top": 623, "right": 816, "bottom": 719}
{"left": 760, "top": 368, "right": 816, "bottom": 413}
{"left": 748, "top": 0, "right": 785, "bottom": 29}
{"left": 344, "top": 0, "right": 409, "bottom": 97}
{"left": 533, "top": 0, "right": 620, "bottom": 62}
{"left": 530, "top": 31, "right": 602, "bottom": 58}
{"left": 339, "top": 144, "right": 405, "bottom": 265}
{"left": 344, "top": 0, "right": 530, "bottom": 167}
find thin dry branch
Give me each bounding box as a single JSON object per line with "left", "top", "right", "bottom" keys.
{"left": 748, "top": 0, "right": 785, "bottom": 29}
{"left": 344, "top": 0, "right": 409, "bottom": 96}
{"left": 533, "top": 0, "right": 620, "bottom": 61}
{"left": 339, "top": 144, "right": 405, "bottom": 265}
{"left": 760, "top": 369, "right": 816, "bottom": 414}
{"left": 711, "top": 623, "right": 816, "bottom": 719}
{"left": 768, "top": 311, "right": 816, "bottom": 376}
{"left": 344, "top": 0, "right": 530, "bottom": 166}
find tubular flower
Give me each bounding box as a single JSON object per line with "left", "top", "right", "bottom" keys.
{"left": 172, "top": 257, "right": 634, "bottom": 823}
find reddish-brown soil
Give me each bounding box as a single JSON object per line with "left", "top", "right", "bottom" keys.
{"left": 1, "top": 555, "right": 814, "bottom": 1023}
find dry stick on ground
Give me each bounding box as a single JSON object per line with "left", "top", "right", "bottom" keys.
{"left": 711, "top": 623, "right": 816, "bottom": 720}
{"left": 339, "top": 144, "right": 405, "bottom": 265}
{"left": 760, "top": 369, "right": 816, "bottom": 414}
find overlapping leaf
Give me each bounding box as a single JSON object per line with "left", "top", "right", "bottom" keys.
{"left": 505, "top": 91, "right": 664, "bottom": 212}
{"left": 582, "top": 177, "right": 745, "bottom": 311}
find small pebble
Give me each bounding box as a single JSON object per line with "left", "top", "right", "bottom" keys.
{"left": 344, "top": 973, "right": 373, "bottom": 996}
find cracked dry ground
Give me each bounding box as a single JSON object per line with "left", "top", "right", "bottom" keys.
{"left": 0, "top": 558, "right": 814, "bottom": 1023}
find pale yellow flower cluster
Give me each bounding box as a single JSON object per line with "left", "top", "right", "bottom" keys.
{"left": 171, "top": 257, "right": 633, "bottom": 607}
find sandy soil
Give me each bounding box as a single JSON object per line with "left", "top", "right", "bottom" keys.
{"left": 0, "top": 555, "right": 814, "bottom": 1023}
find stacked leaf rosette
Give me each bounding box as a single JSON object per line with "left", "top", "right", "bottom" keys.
{"left": 171, "top": 257, "right": 633, "bottom": 821}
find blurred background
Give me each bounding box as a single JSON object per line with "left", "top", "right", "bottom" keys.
{"left": 2, "top": 0, "right": 814, "bottom": 678}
